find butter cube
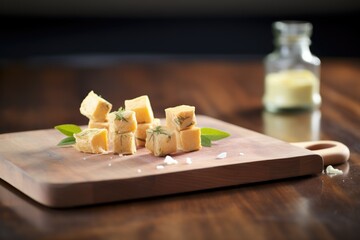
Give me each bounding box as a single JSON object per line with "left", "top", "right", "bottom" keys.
{"left": 88, "top": 119, "right": 109, "bottom": 131}
{"left": 178, "top": 127, "right": 202, "bottom": 152}
{"left": 135, "top": 118, "right": 161, "bottom": 147}
{"left": 74, "top": 128, "right": 109, "bottom": 154}
{"left": 125, "top": 95, "right": 154, "bottom": 123}
{"left": 108, "top": 108, "right": 137, "bottom": 134}
{"left": 165, "top": 105, "right": 196, "bottom": 131}
{"left": 80, "top": 91, "right": 112, "bottom": 122}
{"left": 112, "top": 132, "right": 136, "bottom": 155}
{"left": 145, "top": 126, "right": 177, "bottom": 157}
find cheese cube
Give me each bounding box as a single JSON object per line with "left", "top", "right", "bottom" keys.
{"left": 178, "top": 127, "right": 202, "bottom": 152}
{"left": 74, "top": 128, "right": 109, "bottom": 154}
{"left": 80, "top": 91, "right": 112, "bottom": 122}
{"left": 112, "top": 132, "right": 136, "bottom": 155}
{"left": 165, "top": 105, "right": 196, "bottom": 131}
{"left": 125, "top": 95, "right": 154, "bottom": 124}
{"left": 108, "top": 108, "right": 137, "bottom": 134}
{"left": 135, "top": 118, "right": 161, "bottom": 147}
{"left": 88, "top": 119, "right": 109, "bottom": 131}
{"left": 145, "top": 126, "right": 177, "bottom": 157}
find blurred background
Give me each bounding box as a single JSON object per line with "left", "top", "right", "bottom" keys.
{"left": 1, "top": 0, "right": 360, "bottom": 58}
{"left": 0, "top": 0, "right": 359, "bottom": 134}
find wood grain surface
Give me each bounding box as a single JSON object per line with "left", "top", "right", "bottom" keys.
{"left": 0, "top": 56, "right": 359, "bottom": 239}
{"left": 0, "top": 116, "right": 323, "bottom": 207}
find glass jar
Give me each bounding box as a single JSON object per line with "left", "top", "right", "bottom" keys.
{"left": 263, "top": 21, "right": 321, "bottom": 112}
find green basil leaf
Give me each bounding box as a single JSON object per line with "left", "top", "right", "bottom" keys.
{"left": 201, "top": 127, "right": 230, "bottom": 141}
{"left": 201, "top": 135, "right": 212, "bottom": 147}
{"left": 55, "top": 124, "right": 82, "bottom": 136}
{"left": 57, "top": 136, "right": 76, "bottom": 146}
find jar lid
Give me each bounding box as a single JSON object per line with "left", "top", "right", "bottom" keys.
{"left": 273, "top": 21, "right": 313, "bottom": 44}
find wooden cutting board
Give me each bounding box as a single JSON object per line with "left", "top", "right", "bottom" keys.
{"left": 0, "top": 115, "right": 323, "bottom": 208}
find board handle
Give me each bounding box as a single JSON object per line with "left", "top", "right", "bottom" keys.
{"left": 291, "top": 141, "right": 350, "bottom": 166}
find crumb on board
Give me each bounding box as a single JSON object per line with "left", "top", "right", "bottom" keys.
{"left": 216, "top": 152, "right": 227, "bottom": 159}
{"left": 164, "top": 155, "right": 178, "bottom": 165}
{"left": 326, "top": 165, "right": 343, "bottom": 175}
{"left": 156, "top": 165, "right": 165, "bottom": 170}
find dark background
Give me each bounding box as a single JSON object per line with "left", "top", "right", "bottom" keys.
{"left": 1, "top": 1, "right": 360, "bottom": 60}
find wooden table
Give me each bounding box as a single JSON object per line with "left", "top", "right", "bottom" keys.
{"left": 0, "top": 56, "right": 359, "bottom": 239}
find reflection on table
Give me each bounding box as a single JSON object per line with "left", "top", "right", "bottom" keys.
{"left": 262, "top": 110, "right": 321, "bottom": 142}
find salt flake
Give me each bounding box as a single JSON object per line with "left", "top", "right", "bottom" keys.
{"left": 156, "top": 165, "right": 165, "bottom": 170}
{"left": 186, "top": 157, "right": 192, "bottom": 165}
{"left": 164, "top": 155, "right": 178, "bottom": 165}
{"left": 326, "top": 165, "right": 343, "bottom": 175}
{"left": 216, "top": 152, "right": 227, "bottom": 159}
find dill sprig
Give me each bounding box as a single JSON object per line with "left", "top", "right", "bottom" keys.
{"left": 174, "top": 115, "right": 189, "bottom": 126}
{"left": 151, "top": 126, "right": 170, "bottom": 135}
{"left": 148, "top": 126, "right": 172, "bottom": 142}
{"left": 115, "top": 107, "right": 128, "bottom": 122}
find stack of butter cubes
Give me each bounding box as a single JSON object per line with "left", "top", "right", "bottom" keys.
{"left": 125, "top": 95, "right": 160, "bottom": 148}
{"left": 77, "top": 91, "right": 113, "bottom": 153}
{"left": 80, "top": 90, "right": 112, "bottom": 131}
{"left": 108, "top": 108, "right": 137, "bottom": 155}
{"left": 145, "top": 105, "right": 202, "bottom": 157}
{"left": 165, "top": 105, "right": 202, "bottom": 153}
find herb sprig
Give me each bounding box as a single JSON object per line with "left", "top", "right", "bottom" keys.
{"left": 115, "top": 107, "right": 128, "bottom": 122}
{"left": 151, "top": 126, "right": 171, "bottom": 136}
{"left": 200, "top": 127, "right": 230, "bottom": 147}
{"left": 54, "top": 124, "right": 81, "bottom": 146}
{"left": 148, "top": 126, "right": 172, "bottom": 142}
{"left": 174, "top": 116, "right": 189, "bottom": 126}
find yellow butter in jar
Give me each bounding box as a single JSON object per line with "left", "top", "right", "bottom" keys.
{"left": 264, "top": 69, "right": 321, "bottom": 110}
{"left": 263, "top": 21, "right": 321, "bottom": 112}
